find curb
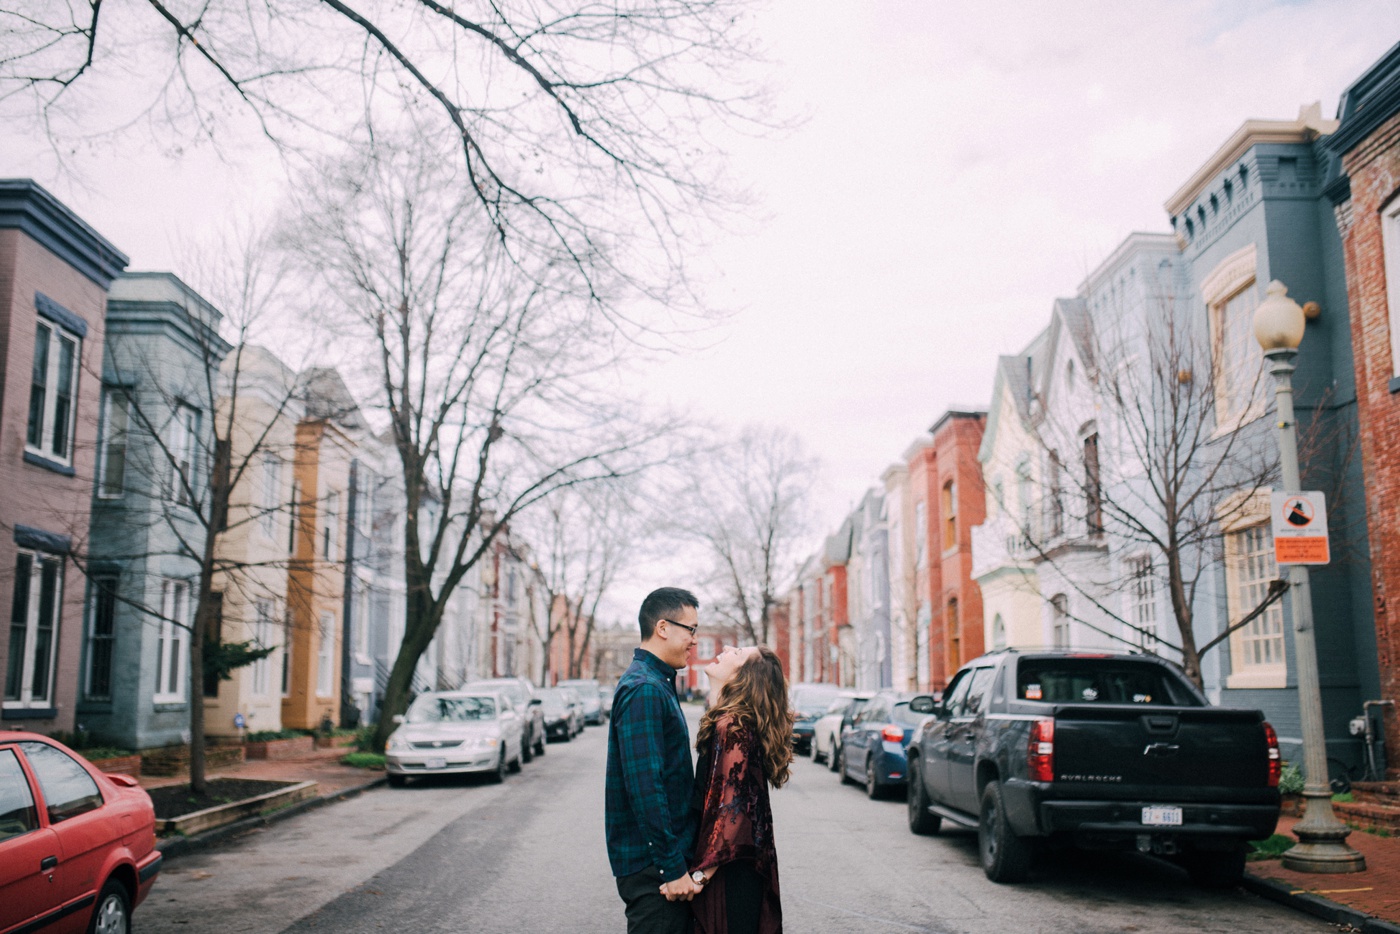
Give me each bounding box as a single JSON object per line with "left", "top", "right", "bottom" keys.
{"left": 156, "top": 775, "right": 388, "bottom": 861}
{"left": 1244, "top": 871, "right": 1400, "bottom": 934}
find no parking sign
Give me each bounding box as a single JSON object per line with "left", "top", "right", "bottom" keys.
{"left": 1270, "top": 490, "right": 1330, "bottom": 565}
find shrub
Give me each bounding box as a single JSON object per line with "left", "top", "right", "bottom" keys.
{"left": 1278, "top": 762, "right": 1304, "bottom": 795}
{"left": 246, "top": 729, "right": 311, "bottom": 742}
{"left": 352, "top": 726, "right": 379, "bottom": 752}
{"left": 1248, "top": 834, "right": 1296, "bottom": 861}
{"left": 79, "top": 747, "right": 136, "bottom": 761}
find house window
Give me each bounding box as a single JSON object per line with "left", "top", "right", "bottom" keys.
{"left": 946, "top": 597, "right": 960, "bottom": 669}
{"left": 1127, "top": 555, "right": 1158, "bottom": 650}
{"left": 260, "top": 456, "right": 283, "bottom": 538}
{"left": 355, "top": 475, "right": 374, "bottom": 537}
{"left": 5, "top": 552, "right": 64, "bottom": 709}
{"left": 166, "top": 405, "right": 200, "bottom": 504}
{"left": 914, "top": 501, "right": 927, "bottom": 568}
{"left": 27, "top": 321, "right": 81, "bottom": 462}
{"left": 98, "top": 391, "right": 129, "bottom": 498}
{"left": 251, "top": 600, "right": 274, "bottom": 696}
{"left": 86, "top": 576, "right": 119, "bottom": 701}
{"left": 281, "top": 616, "right": 293, "bottom": 696}
{"left": 322, "top": 491, "right": 339, "bottom": 561}
{"left": 1083, "top": 433, "right": 1103, "bottom": 534}
{"left": 1051, "top": 594, "right": 1070, "bottom": 649}
{"left": 316, "top": 612, "right": 336, "bottom": 697}
{"left": 1383, "top": 195, "right": 1400, "bottom": 379}
{"left": 1202, "top": 245, "right": 1265, "bottom": 428}
{"left": 354, "top": 588, "right": 370, "bottom": 660}
{"left": 1226, "top": 523, "right": 1286, "bottom": 688}
{"left": 155, "top": 580, "right": 190, "bottom": 703}
{"left": 698, "top": 636, "right": 717, "bottom": 659}
{"left": 942, "top": 480, "right": 957, "bottom": 552}
{"left": 1047, "top": 453, "right": 1065, "bottom": 538}
{"left": 991, "top": 613, "right": 1006, "bottom": 650}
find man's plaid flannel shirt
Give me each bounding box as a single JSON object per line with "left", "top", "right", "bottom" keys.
{"left": 605, "top": 647, "right": 695, "bottom": 882}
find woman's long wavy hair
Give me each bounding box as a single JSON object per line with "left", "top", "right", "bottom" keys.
{"left": 696, "top": 646, "right": 795, "bottom": 788}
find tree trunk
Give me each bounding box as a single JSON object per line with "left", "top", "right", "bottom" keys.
{"left": 371, "top": 573, "right": 441, "bottom": 752}
{"left": 1166, "top": 549, "right": 1202, "bottom": 687}
{"left": 189, "top": 437, "right": 231, "bottom": 795}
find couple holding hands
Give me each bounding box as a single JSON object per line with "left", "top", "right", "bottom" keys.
{"left": 605, "top": 587, "right": 792, "bottom": 934}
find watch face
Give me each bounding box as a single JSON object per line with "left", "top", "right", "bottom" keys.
{"left": 692, "top": 871, "right": 705, "bottom": 884}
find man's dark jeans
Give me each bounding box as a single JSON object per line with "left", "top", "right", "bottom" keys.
{"left": 616, "top": 865, "right": 690, "bottom": 934}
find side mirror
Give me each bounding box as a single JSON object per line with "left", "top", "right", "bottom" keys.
{"left": 392, "top": 714, "right": 405, "bottom": 725}
{"left": 530, "top": 698, "right": 542, "bottom": 706}
{"left": 908, "top": 694, "right": 938, "bottom": 715}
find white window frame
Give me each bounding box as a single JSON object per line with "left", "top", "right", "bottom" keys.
{"left": 1125, "top": 555, "right": 1158, "bottom": 651}
{"left": 251, "top": 599, "right": 274, "bottom": 696}
{"left": 316, "top": 611, "right": 336, "bottom": 697}
{"left": 1224, "top": 518, "right": 1287, "bottom": 689}
{"left": 1382, "top": 195, "right": 1400, "bottom": 379}
{"left": 354, "top": 588, "right": 370, "bottom": 663}
{"left": 154, "top": 579, "right": 190, "bottom": 703}
{"left": 85, "top": 575, "right": 119, "bottom": 701}
{"left": 26, "top": 321, "right": 82, "bottom": 463}
{"left": 1202, "top": 244, "right": 1266, "bottom": 432}
{"left": 1050, "top": 594, "right": 1070, "bottom": 649}
{"left": 97, "top": 390, "right": 129, "bottom": 499}
{"left": 4, "top": 551, "right": 64, "bottom": 710}
{"left": 166, "top": 404, "right": 200, "bottom": 505}
{"left": 914, "top": 501, "right": 927, "bottom": 568}
{"left": 941, "top": 479, "right": 958, "bottom": 554}
{"left": 260, "top": 456, "right": 283, "bottom": 539}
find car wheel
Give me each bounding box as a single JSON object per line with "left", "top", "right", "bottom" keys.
{"left": 906, "top": 761, "right": 942, "bottom": 835}
{"left": 534, "top": 731, "right": 546, "bottom": 757}
{"left": 979, "top": 780, "right": 1032, "bottom": 883}
{"left": 387, "top": 773, "right": 407, "bottom": 788}
{"left": 1183, "top": 848, "right": 1246, "bottom": 888}
{"left": 521, "top": 737, "right": 534, "bottom": 764}
{"left": 88, "top": 878, "right": 130, "bottom": 934}
{"left": 490, "top": 749, "right": 508, "bottom": 783}
{"left": 828, "top": 740, "right": 842, "bottom": 772}
{"left": 865, "top": 757, "right": 883, "bottom": 800}
{"left": 838, "top": 746, "right": 855, "bottom": 785}
{"left": 508, "top": 744, "right": 523, "bottom": 773}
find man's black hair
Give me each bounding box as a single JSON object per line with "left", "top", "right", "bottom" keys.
{"left": 638, "top": 587, "right": 699, "bottom": 641}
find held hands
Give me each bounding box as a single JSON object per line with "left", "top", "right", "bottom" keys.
{"left": 659, "top": 872, "right": 705, "bottom": 902}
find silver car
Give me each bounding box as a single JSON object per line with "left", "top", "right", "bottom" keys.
{"left": 385, "top": 691, "right": 526, "bottom": 786}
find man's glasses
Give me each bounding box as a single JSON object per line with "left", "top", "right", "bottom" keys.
{"left": 661, "top": 618, "right": 699, "bottom": 636}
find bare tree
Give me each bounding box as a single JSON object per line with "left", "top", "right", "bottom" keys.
{"left": 281, "top": 134, "right": 678, "bottom": 751}
{"left": 684, "top": 426, "right": 818, "bottom": 647}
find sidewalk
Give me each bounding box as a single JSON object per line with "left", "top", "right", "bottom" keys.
{"left": 138, "top": 745, "right": 383, "bottom": 798}
{"left": 1246, "top": 815, "right": 1400, "bottom": 932}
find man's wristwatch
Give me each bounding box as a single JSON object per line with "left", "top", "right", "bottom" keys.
{"left": 690, "top": 870, "right": 706, "bottom": 886}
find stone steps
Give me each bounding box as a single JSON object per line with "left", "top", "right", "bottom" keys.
{"left": 1335, "top": 781, "right": 1400, "bottom": 833}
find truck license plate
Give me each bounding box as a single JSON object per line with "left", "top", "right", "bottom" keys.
{"left": 1141, "top": 806, "right": 1183, "bottom": 826}
{"left": 426, "top": 757, "right": 447, "bottom": 770}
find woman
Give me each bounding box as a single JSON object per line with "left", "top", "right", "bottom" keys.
{"left": 686, "top": 645, "right": 793, "bottom": 934}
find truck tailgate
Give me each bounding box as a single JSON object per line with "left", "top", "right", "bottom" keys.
{"left": 1052, "top": 705, "right": 1269, "bottom": 793}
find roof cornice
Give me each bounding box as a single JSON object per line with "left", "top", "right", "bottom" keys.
{"left": 1164, "top": 105, "right": 1338, "bottom": 217}
{"left": 0, "top": 179, "right": 128, "bottom": 288}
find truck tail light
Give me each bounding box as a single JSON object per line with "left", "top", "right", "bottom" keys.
{"left": 1028, "top": 718, "right": 1054, "bottom": 783}
{"left": 882, "top": 725, "right": 905, "bottom": 743}
{"left": 1263, "top": 721, "right": 1281, "bottom": 788}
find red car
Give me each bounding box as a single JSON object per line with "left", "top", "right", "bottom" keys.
{"left": 0, "top": 731, "right": 161, "bottom": 934}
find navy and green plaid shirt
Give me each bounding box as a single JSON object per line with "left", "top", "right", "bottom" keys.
{"left": 605, "top": 647, "right": 695, "bottom": 881}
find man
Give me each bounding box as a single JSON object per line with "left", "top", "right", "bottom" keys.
{"left": 606, "top": 587, "right": 705, "bottom": 933}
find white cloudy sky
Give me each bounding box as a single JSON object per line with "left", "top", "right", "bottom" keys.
{"left": 4, "top": 1, "right": 1396, "bottom": 619}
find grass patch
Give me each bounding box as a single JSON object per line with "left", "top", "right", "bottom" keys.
{"left": 1248, "top": 834, "right": 1297, "bottom": 861}
{"left": 341, "top": 752, "right": 386, "bottom": 770}
{"left": 1332, "top": 791, "right": 1355, "bottom": 803}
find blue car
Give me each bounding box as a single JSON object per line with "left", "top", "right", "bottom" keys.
{"left": 837, "top": 691, "right": 927, "bottom": 799}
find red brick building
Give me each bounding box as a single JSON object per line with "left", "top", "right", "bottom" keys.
{"left": 0, "top": 180, "right": 127, "bottom": 731}
{"left": 1327, "top": 44, "right": 1400, "bottom": 776}
{"left": 905, "top": 410, "right": 987, "bottom": 691}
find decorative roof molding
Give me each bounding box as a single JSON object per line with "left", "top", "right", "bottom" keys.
{"left": 0, "top": 179, "right": 128, "bottom": 289}
{"left": 1326, "top": 40, "right": 1400, "bottom": 158}
{"left": 929, "top": 408, "right": 987, "bottom": 437}
{"left": 1164, "top": 104, "right": 1337, "bottom": 217}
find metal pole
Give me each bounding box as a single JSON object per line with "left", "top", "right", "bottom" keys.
{"left": 1267, "top": 348, "right": 1365, "bottom": 873}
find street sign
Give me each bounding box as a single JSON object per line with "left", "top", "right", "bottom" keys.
{"left": 1270, "top": 490, "right": 1330, "bottom": 565}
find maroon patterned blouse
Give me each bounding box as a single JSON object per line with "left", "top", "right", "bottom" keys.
{"left": 689, "top": 717, "right": 782, "bottom": 934}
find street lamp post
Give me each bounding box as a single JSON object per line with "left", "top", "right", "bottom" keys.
{"left": 1253, "top": 280, "right": 1366, "bottom": 873}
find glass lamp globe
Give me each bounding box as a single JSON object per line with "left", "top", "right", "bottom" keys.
{"left": 1253, "top": 280, "right": 1306, "bottom": 351}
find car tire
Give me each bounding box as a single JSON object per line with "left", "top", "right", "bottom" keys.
{"left": 829, "top": 741, "right": 841, "bottom": 772}
{"left": 865, "top": 757, "right": 884, "bottom": 800}
{"left": 387, "top": 773, "right": 407, "bottom": 788}
{"left": 534, "top": 732, "right": 546, "bottom": 757}
{"left": 521, "top": 737, "right": 534, "bottom": 764}
{"left": 811, "top": 735, "right": 824, "bottom": 764}
{"left": 1183, "top": 848, "right": 1246, "bottom": 889}
{"left": 490, "top": 749, "right": 508, "bottom": 783}
{"left": 838, "top": 746, "right": 855, "bottom": 785}
{"left": 508, "top": 744, "right": 523, "bottom": 773}
{"left": 979, "top": 780, "right": 1032, "bottom": 884}
{"left": 906, "top": 761, "right": 942, "bottom": 835}
{"left": 88, "top": 877, "right": 130, "bottom": 934}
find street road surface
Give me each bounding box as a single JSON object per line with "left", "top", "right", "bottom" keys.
{"left": 142, "top": 707, "right": 1331, "bottom": 934}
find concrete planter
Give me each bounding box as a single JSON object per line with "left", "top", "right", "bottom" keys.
{"left": 246, "top": 735, "right": 316, "bottom": 760}
{"left": 90, "top": 755, "right": 142, "bottom": 777}
{"left": 157, "top": 780, "right": 318, "bottom": 836}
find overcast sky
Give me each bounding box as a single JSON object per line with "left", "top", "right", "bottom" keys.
{"left": 4, "top": 1, "right": 1396, "bottom": 623}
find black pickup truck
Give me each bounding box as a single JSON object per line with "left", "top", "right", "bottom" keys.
{"left": 905, "top": 650, "right": 1281, "bottom": 886}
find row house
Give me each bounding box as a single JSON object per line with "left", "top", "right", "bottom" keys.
{"left": 0, "top": 180, "right": 127, "bottom": 733}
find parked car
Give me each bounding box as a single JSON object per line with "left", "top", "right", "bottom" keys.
{"left": 836, "top": 691, "right": 924, "bottom": 798}
{"left": 0, "top": 732, "right": 162, "bottom": 934}
{"left": 904, "top": 650, "right": 1281, "bottom": 887}
{"left": 385, "top": 691, "right": 527, "bottom": 786}
{"left": 789, "top": 682, "right": 842, "bottom": 755}
{"left": 599, "top": 685, "right": 614, "bottom": 718}
{"left": 538, "top": 687, "right": 585, "bottom": 741}
{"left": 810, "top": 691, "right": 872, "bottom": 767}
{"left": 558, "top": 678, "right": 605, "bottom": 725}
{"left": 462, "top": 677, "right": 547, "bottom": 760}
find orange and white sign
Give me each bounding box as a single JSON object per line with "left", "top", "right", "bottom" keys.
{"left": 1270, "top": 491, "right": 1330, "bottom": 565}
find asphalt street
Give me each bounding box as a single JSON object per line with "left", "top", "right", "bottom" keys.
{"left": 142, "top": 707, "right": 1334, "bottom": 934}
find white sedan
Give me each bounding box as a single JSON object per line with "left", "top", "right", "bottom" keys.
{"left": 385, "top": 691, "right": 526, "bottom": 786}
{"left": 810, "top": 691, "right": 873, "bottom": 768}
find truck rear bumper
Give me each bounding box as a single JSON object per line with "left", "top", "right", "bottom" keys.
{"left": 1037, "top": 800, "right": 1279, "bottom": 841}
